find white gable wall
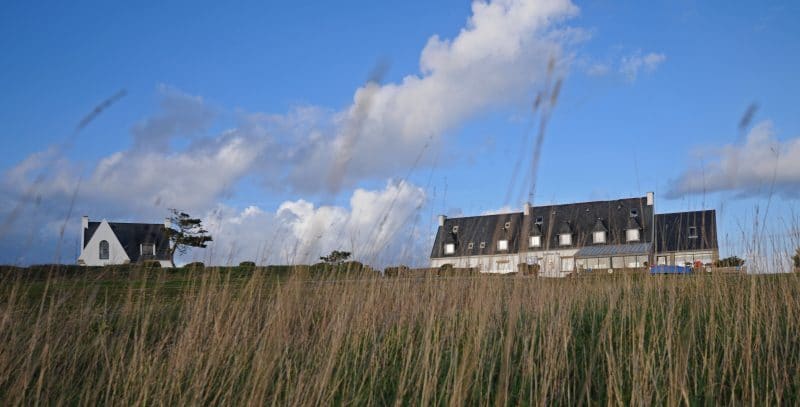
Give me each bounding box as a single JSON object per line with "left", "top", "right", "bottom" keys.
{"left": 78, "top": 220, "right": 130, "bottom": 266}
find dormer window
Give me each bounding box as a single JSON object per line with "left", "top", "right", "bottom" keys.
{"left": 504, "top": 222, "right": 511, "bottom": 230}
{"left": 444, "top": 243, "right": 455, "bottom": 255}
{"left": 529, "top": 235, "right": 541, "bottom": 248}
{"left": 559, "top": 233, "right": 572, "bottom": 246}
{"left": 467, "top": 242, "right": 474, "bottom": 249}
{"left": 535, "top": 216, "right": 543, "bottom": 224}
{"left": 688, "top": 226, "right": 697, "bottom": 238}
{"left": 593, "top": 231, "right": 606, "bottom": 244}
{"left": 630, "top": 209, "right": 638, "bottom": 218}
{"left": 452, "top": 225, "right": 459, "bottom": 233}
{"left": 626, "top": 228, "right": 640, "bottom": 242}
{"left": 480, "top": 242, "right": 486, "bottom": 249}
{"left": 497, "top": 239, "right": 508, "bottom": 251}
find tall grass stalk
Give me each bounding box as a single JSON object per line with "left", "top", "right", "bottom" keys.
{"left": 1, "top": 268, "right": 799, "bottom": 405}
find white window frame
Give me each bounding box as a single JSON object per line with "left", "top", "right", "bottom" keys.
{"left": 497, "top": 239, "right": 509, "bottom": 251}
{"left": 529, "top": 235, "right": 541, "bottom": 248}
{"left": 444, "top": 243, "right": 455, "bottom": 255}
{"left": 593, "top": 231, "right": 606, "bottom": 244}
{"left": 559, "top": 233, "right": 572, "bottom": 246}
{"left": 626, "top": 228, "right": 640, "bottom": 242}
{"left": 688, "top": 226, "right": 698, "bottom": 238}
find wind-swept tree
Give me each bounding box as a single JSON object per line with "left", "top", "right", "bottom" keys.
{"left": 320, "top": 250, "right": 351, "bottom": 265}
{"left": 165, "top": 209, "right": 213, "bottom": 267}
{"left": 793, "top": 248, "right": 800, "bottom": 269}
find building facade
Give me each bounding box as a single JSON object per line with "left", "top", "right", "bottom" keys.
{"left": 430, "top": 193, "right": 719, "bottom": 276}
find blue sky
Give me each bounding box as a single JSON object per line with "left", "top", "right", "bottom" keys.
{"left": 1, "top": 0, "right": 799, "bottom": 266}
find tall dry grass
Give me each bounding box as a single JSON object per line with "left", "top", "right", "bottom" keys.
{"left": 1, "top": 269, "right": 800, "bottom": 405}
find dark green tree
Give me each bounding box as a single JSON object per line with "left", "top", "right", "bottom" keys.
{"left": 165, "top": 209, "right": 213, "bottom": 267}
{"left": 320, "top": 250, "right": 351, "bottom": 265}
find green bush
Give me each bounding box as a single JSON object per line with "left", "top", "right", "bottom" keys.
{"left": 183, "top": 262, "right": 205, "bottom": 270}
{"left": 384, "top": 265, "right": 410, "bottom": 277}
{"left": 239, "top": 261, "right": 256, "bottom": 268}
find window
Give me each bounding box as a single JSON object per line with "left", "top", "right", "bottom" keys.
{"left": 504, "top": 222, "right": 511, "bottom": 229}
{"left": 480, "top": 242, "right": 486, "bottom": 249}
{"left": 657, "top": 256, "right": 667, "bottom": 265}
{"left": 626, "top": 228, "right": 640, "bottom": 242}
{"left": 624, "top": 256, "right": 647, "bottom": 268}
{"left": 526, "top": 255, "right": 539, "bottom": 265}
{"left": 529, "top": 235, "right": 541, "bottom": 248}
{"left": 452, "top": 225, "right": 459, "bottom": 233}
{"left": 630, "top": 209, "right": 638, "bottom": 218}
{"left": 612, "top": 256, "right": 624, "bottom": 269}
{"left": 497, "top": 240, "right": 508, "bottom": 251}
{"left": 688, "top": 226, "right": 698, "bottom": 238}
{"left": 624, "top": 256, "right": 637, "bottom": 268}
{"left": 576, "top": 259, "right": 587, "bottom": 270}
{"left": 141, "top": 243, "right": 155, "bottom": 256}
{"left": 593, "top": 231, "right": 606, "bottom": 244}
{"left": 99, "top": 240, "right": 109, "bottom": 260}
{"left": 561, "top": 257, "right": 574, "bottom": 272}
{"left": 467, "top": 242, "right": 474, "bottom": 249}
{"left": 559, "top": 233, "right": 572, "bottom": 246}
{"left": 586, "top": 258, "right": 599, "bottom": 269}
{"left": 444, "top": 243, "right": 455, "bottom": 255}
{"left": 597, "top": 257, "right": 611, "bottom": 269}
{"left": 675, "top": 254, "right": 692, "bottom": 266}
{"left": 535, "top": 216, "right": 543, "bottom": 224}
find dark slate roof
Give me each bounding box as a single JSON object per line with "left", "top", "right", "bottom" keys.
{"left": 592, "top": 219, "right": 607, "bottom": 233}
{"left": 575, "top": 243, "right": 652, "bottom": 258}
{"left": 430, "top": 196, "right": 655, "bottom": 258}
{"left": 85, "top": 221, "right": 171, "bottom": 262}
{"left": 522, "top": 197, "right": 654, "bottom": 250}
{"left": 654, "top": 210, "right": 718, "bottom": 253}
{"left": 430, "top": 212, "right": 523, "bottom": 258}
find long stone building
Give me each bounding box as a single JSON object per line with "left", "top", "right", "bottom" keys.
{"left": 429, "top": 193, "right": 718, "bottom": 276}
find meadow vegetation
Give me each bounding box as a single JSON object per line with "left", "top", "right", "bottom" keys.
{"left": 1, "top": 266, "right": 799, "bottom": 405}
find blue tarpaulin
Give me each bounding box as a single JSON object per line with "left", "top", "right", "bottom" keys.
{"left": 650, "top": 265, "right": 692, "bottom": 274}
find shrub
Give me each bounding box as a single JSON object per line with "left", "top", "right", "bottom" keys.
{"left": 384, "top": 265, "right": 410, "bottom": 277}
{"left": 519, "top": 263, "right": 540, "bottom": 276}
{"left": 715, "top": 256, "right": 745, "bottom": 267}
{"left": 141, "top": 260, "right": 162, "bottom": 268}
{"left": 793, "top": 249, "right": 800, "bottom": 268}
{"left": 183, "top": 262, "right": 205, "bottom": 270}
{"left": 239, "top": 261, "right": 256, "bottom": 268}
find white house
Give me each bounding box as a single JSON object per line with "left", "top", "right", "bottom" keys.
{"left": 77, "top": 216, "right": 173, "bottom": 267}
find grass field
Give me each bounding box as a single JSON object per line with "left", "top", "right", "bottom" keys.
{"left": 1, "top": 266, "right": 799, "bottom": 405}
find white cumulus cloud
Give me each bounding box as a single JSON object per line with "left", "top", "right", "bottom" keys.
{"left": 666, "top": 121, "right": 800, "bottom": 199}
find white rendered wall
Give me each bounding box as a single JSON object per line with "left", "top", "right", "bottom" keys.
{"left": 78, "top": 221, "right": 130, "bottom": 266}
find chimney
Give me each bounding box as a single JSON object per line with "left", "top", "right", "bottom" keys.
{"left": 438, "top": 215, "right": 446, "bottom": 227}
{"left": 80, "top": 216, "right": 89, "bottom": 257}
{"left": 523, "top": 202, "right": 531, "bottom": 216}
{"left": 646, "top": 192, "right": 654, "bottom": 206}
{"left": 164, "top": 217, "right": 172, "bottom": 229}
